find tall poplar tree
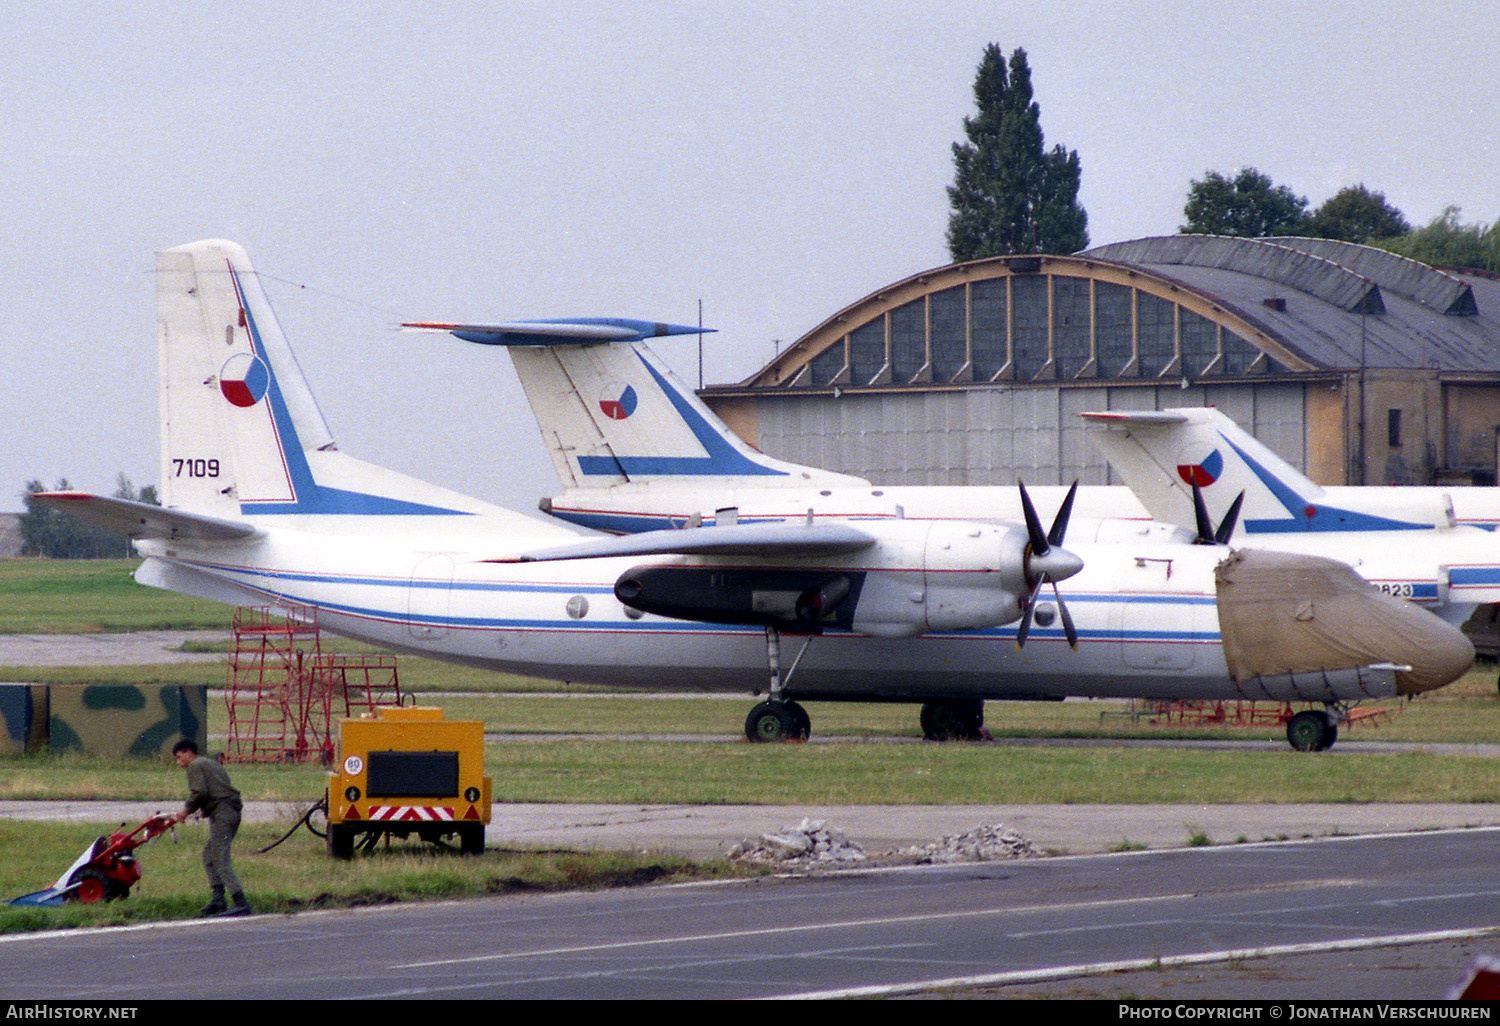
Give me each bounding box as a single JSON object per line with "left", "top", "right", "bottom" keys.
{"left": 946, "top": 45, "right": 1089, "bottom": 260}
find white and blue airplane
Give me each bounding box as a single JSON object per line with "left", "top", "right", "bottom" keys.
{"left": 427, "top": 320, "right": 1500, "bottom": 636}
{"left": 36, "top": 240, "right": 1474, "bottom": 754}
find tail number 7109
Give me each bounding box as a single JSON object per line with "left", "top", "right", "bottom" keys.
{"left": 173, "top": 458, "right": 221, "bottom": 478}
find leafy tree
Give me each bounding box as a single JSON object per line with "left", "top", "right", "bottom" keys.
{"left": 1305, "top": 184, "right": 1411, "bottom": 243}
{"left": 1180, "top": 168, "right": 1311, "bottom": 237}
{"left": 1371, "top": 206, "right": 1500, "bottom": 273}
{"left": 947, "top": 45, "right": 1089, "bottom": 260}
{"left": 18, "top": 474, "right": 156, "bottom": 558}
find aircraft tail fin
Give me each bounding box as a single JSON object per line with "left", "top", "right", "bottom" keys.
{"left": 407, "top": 321, "right": 869, "bottom": 491}
{"left": 155, "top": 240, "right": 517, "bottom": 523}
{"left": 1084, "top": 408, "right": 1448, "bottom": 534}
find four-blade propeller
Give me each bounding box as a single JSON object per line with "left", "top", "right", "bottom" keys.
{"left": 1191, "top": 481, "right": 1245, "bottom": 545}
{"left": 1016, "top": 481, "right": 1084, "bottom": 650}
{"left": 1011, "top": 479, "right": 1247, "bottom": 649}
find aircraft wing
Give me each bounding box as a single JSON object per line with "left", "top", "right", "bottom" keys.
{"left": 32, "top": 492, "right": 260, "bottom": 542}
{"left": 403, "top": 319, "right": 712, "bottom": 347}
{"left": 497, "top": 521, "right": 877, "bottom": 563}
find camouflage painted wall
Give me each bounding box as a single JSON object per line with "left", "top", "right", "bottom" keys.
{"left": 46, "top": 685, "right": 207, "bottom": 759}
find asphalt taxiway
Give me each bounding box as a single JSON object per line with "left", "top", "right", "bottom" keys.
{"left": 5, "top": 828, "right": 1500, "bottom": 1000}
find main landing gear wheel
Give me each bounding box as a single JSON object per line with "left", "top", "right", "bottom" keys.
{"left": 1286, "top": 709, "right": 1339, "bottom": 752}
{"left": 920, "top": 699, "right": 985, "bottom": 741}
{"left": 745, "top": 700, "right": 811, "bottom": 743}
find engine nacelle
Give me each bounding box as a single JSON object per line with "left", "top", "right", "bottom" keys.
{"left": 849, "top": 521, "right": 1033, "bottom": 637}
{"left": 613, "top": 519, "right": 1068, "bottom": 639}
{"left": 614, "top": 565, "right": 863, "bottom": 631}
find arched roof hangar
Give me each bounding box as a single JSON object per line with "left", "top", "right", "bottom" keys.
{"left": 701, "top": 236, "right": 1500, "bottom": 487}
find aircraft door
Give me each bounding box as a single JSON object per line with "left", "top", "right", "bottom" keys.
{"left": 1116, "top": 552, "right": 1199, "bottom": 672}
{"left": 1119, "top": 599, "right": 1197, "bottom": 671}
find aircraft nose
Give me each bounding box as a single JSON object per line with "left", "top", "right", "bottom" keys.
{"left": 1391, "top": 610, "right": 1476, "bottom": 695}
{"left": 1214, "top": 549, "right": 1474, "bottom": 696}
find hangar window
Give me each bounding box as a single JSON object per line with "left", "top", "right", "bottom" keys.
{"left": 807, "top": 340, "right": 846, "bottom": 386}
{"left": 771, "top": 264, "right": 1286, "bottom": 393}
{"left": 1221, "top": 331, "right": 1261, "bottom": 374}
{"left": 1054, "top": 276, "right": 1092, "bottom": 377}
{"left": 1095, "top": 282, "right": 1133, "bottom": 376}
{"left": 1180, "top": 309, "right": 1218, "bottom": 375}
{"left": 1137, "top": 293, "right": 1175, "bottom": 376}
{"left": 890, "top": 299, "right": 927, "bottom": 383}
{"left": 971, "top": 278, "right": 1008, "bottom": 380}
{"left": 848, "top": 319, "right": 886, "bottom": 385}
{"left": 1012, "top": 275, "right": 1050, "bottom": 379}
{"left": 929, "top": 286, "right": 966, "bottom": 382}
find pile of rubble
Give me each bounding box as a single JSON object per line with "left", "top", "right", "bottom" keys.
{"left": 896, "top": 824, "right": 1040, "bottom": 864}
{"left": 725, "top": 819, "right": 1042, "bottom": 867}
{"left": 726, "top": 818, "right": 867, "bottom": 866}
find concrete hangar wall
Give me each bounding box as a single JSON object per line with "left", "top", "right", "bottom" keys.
{"left": 700, "top": 235, "right": 1500, "bottom": 490}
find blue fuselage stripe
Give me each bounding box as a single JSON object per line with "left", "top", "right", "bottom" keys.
{"left": 183, "top": 559, "right": 1219, "bottom": 640}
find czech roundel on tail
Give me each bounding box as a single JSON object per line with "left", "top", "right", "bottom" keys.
{"left": 36, "top": 240, "right": 1474, "bottom": 751}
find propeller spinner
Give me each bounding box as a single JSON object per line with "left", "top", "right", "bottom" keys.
{"left": 1016, "top": 481, "right": 1084, "bottom": 650}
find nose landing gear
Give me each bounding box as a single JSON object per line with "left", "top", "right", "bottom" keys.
{"left": 1285, "top": 707, "right": 1340, "bottom": 752}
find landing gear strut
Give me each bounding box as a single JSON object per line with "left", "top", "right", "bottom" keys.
{"left": 743, "top": 625, "right": 813, "bottom": 742}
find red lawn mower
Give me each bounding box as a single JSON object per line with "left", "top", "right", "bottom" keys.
{"left": 9, "top": 813, "right": 177, "bottom": 906}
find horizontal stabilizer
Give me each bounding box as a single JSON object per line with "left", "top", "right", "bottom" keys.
{"left": 404, "top": 319, "right": 713, "bottom": 347}
{"left": 34, "top": 492, "right": 259, "bottom": 543}
{"left": 1079, "top": 411, "right": 1190, "bottom": 426}
{"left": 495, "top": 521, "right": 876, "bottom": 563}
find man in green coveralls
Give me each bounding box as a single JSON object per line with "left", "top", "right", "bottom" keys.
{"left": 172, "top": 739, "right": 250, "bottom": 917}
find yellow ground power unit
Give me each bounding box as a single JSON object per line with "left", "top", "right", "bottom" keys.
{"left": 325, "top": 706, "right": 491, "bottom": 858}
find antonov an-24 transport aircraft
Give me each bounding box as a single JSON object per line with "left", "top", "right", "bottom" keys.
{"left": 37, "top": 240, "right": 1474, "bottom": 753}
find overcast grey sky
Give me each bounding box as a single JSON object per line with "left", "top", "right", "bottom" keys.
{"left": 4, "top": 1, "right": 1497, "bottom": 513}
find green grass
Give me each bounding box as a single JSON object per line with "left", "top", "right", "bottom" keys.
{"left": 8, "top": 667, "right": 1495, "bottom": 745}
{"left": 478, "top": 738, "right": 1500, "bottom": 804}
{"left": 0, "top": 752, "right": 329, "bottom": 802}
{"left": 0, "top": 559, "right": 231, "bottom": 633}
{"left": 439, "top": 669, "right": 1500, "bottom": 744}
{"left": 0, "top": 819, "right": 725, "bottom": 934}
{"left": 6, "top": 728, "right": 1500, "bottom": 806}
